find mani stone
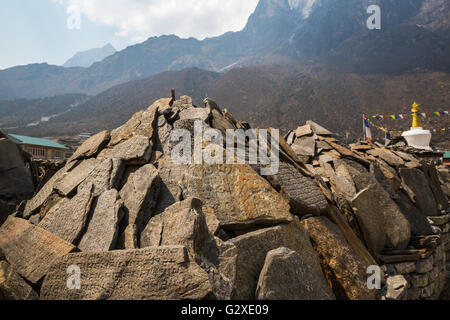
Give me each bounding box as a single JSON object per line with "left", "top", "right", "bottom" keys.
{"left": 351, "top": 188, "right": 386, "bottom": 254}
{"left": 140, "top": 198, "right": 209, "bottom": 256}
{"left": 179, "top": 107, "right": 211, "bottom": 122}
{"left": 423, "top": 164, "right": 448, "bottom": 211}
{"left": 273, "top": 162, "right": 329, "bottom": 216}
{"left": 367, "top": 149, "right": 404, "bottom": 167}
{"left": 301, "top": 216, "right": 379, "bottom": 300}
{"left": 105, "top": 135, "right": 153, "bottom": 165}
{"left": 256, "top": 247, "right": 333, "bottom": 300}
{"left": 306, "top": 120, "right": 333, "bottom": 136}
{"left": 78, "top": 189, "right": 123, "bottom": 252}
{"left": 294, "top": 125, "right": 313, "bottom": 138}
{"left": 80, "top": 158, "right": 125, "bottom": 197}
{"left": 394, "top": 191, "right": 434, "bottom": 236}
{"left": 70, "top": 130, "right": 110, "bottom": 161}
{"left": 352, "top": 184, "right": 411, "bottom": 251}
{"left": 108, "top": 102, "right": 159, "bottom": 147}
{"left": 154, "top": 115, "right": 173, "bottom": 156}
{"left": 291, "top": 137, "right": 316, "bottom": 157}
{"left": 119, "top": 164, "right": 160, "bottom": 232}
{"left": 153, "top": 157, "right": 185, "bottom": 215}
{"left": 40, "top": 246, "right": 212, "bottom": 300}
{"left": 229, "top": 217, "right": 334, "bottom": 300}
{"left": 0, "top": 217, "right": 75, "bottom": 284}
{"left": 39, "top": 182, "right": 94, "bottom": 244}
{"left": 0, "top": 261, "right": 39, "bottom": 300}
{"left": 54, "top": 158, "right": 99, "bottom": 196}
{"left": 180, "top": 164, "right": 293, "bottom": 231}
{"left": 23, "top": 164, "right": 68, "bottom": 218}
{"left": 399, "top": 168, "right": 440, "bottom": 216}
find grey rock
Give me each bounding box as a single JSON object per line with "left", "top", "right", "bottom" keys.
{"left": 81, "top": 158, "right": 125, "bottom": 197}
{"left": 78, "top": 189, "right": 124, "bottom": 252}
{"left": 40, "top": 246, "right": 212, "bottom": 300}
{"left": 383, "top": 275, "right": 408, "bottom": 300}
{"left": 423, "top": 164, "right": 448, "bottom": 210}
{"left": 23, "top": 165, "right": 68, "bottom": 218}
{"left": 0, "top": 217, "right": 75, "bottom": 284}
{"left": 180, "top": 164, "right": 292, "bottom": 230}
{"left": 179, "top": 107, "right": 211, "bottom": 122}
{"left": 291, "top": 137, "right": 315, "bottom": 157}
{"left": 54, "top": 158, "right": 99, "bottom": 196}
{"left": 140, "top": 198, "right": 209, "bottom": 256}
{"left": 153, "top": 157, "right": 185, "bottom": 215}
{"left": 229, "top": 217, "right": 333, "bottom": 300}
{"left": 394, "top": 262, "right": 416, "bottom": 274}
{"left": 271, "top": 162, "right": 329, "bottom": 216}
{"left": 105, "top": 135, "right": 152, "bottom": 165}
{"left": 108, "top": 102, "right": 159, "bottom": 147}
{"left": 301, "top": 216, "right": 379, "bottom": 300}
{"left": 294, "top": 125, "right": 313, "bottom": 138}
{"left": 410, "top": 273, "right": 429, "bottom": 288}
{"left": 0, "top": 138, "right": 24, "bottom": 171}
{"left": 416, "top": 256, "right": 434, "bottom": 274}
{"left": 70, "top": 130, "right": 110, "bottom": 161}
{"left": 368, "top": 149, "right": 404, "bottom": 167}
{"left": 351, "top": 187, "right": 387, "bottom": 254}
{"left": 306, "top": 120, "right": 333, "bottom": 136}
{"left": 0, "top": 261, "right": 39, "bottom": 300}
{"left": 399, "top": 168, "right": 440, "bottom": 216}
{"left": 116, "top": 224, "right": 138, "bottom": 250}
{"left": 154, "top": 115, "right": 173, "bottom": 156}
{"left": 0, "top": 140, "right": 34, "bottom": 199}
{"left": 256, "top": 247, "right": 334, "bottom": 300}
{"left": 352, "top": 184, "right": 411, "bottom": 251}
{"left": 210, "top": 109, "right": 236, "bottom": 134}
{"left": 39, "top": 182, "right": 94, "bottom": 244}
{"left": 394, "top": 191, "right": 434, "bottom": 236}
{"left": 119, "top": 164, "right": 160, "bottom": 232}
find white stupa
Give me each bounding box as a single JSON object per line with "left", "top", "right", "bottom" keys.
{"left": 402, "top": 102, "right": 432, "bottom": 151}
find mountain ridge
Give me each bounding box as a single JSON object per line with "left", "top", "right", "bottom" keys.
{"left": 0, "top": 0, "right": 449, "bottom": 100}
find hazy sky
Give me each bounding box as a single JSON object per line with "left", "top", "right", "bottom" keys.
{"left": 0, "top": 0, "right": 259, "bottom": 69}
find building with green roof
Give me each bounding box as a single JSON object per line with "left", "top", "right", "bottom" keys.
{"left": 7, "top": 133, "right": 69, "bottom": 161}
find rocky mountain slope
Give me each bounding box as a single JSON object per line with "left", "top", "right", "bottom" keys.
{"left": 8, "top": 65, "right": 450, "bottom": 148}
{"left": 63, "top": 44, "right": 116, "bottom": 68}
{"left": 0, "top": 94, "right": 449, "bottom": 300}
{"left": 0, "top": 0, "right": 448, "bottom": 100}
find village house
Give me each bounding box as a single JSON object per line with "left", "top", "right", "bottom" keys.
{"left": 7, "top": 133, "right": 69, "bottom": 161}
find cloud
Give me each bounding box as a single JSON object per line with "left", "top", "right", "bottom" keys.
{"left": 54, "top": 0, "right": 259, "bottom": 43}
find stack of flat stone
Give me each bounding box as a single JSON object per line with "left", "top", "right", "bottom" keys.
{"left": 286, "top": 122, "right": 450, "bottom": 300}
{"left": 0, "top": 95, "right": 448, "bottom": 301}
{"left": 0, "top": 95, "right": 342, "bottom": 301}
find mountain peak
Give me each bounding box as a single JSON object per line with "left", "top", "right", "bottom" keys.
{"left": 63, "top": 44, "right": 116, "bottom": 68}
{"left": 252, "top": 0, "right": 316, "bottom": 18}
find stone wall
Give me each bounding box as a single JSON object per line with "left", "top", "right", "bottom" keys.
{"left": 384, "top": 240, "right": 447, "bottom": 300}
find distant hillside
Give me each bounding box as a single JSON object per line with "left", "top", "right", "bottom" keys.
{"left": 0, "top": 93, "right": 89, "bottom": 130}
{"left": 8, "top": 65, "right": 450, "bottom": 148}
{"left": 0, "top": 0, "right": 448, "bottom": 100}
{"left": 63, "top": 44, "right": 116, "bottom": 68}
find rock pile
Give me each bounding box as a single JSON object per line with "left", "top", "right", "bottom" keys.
{"left": 0, "top": 94, "right": 448, "bottom": 300}
{"left": 286, "top": 123, "right": 450, "bottom": 299}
